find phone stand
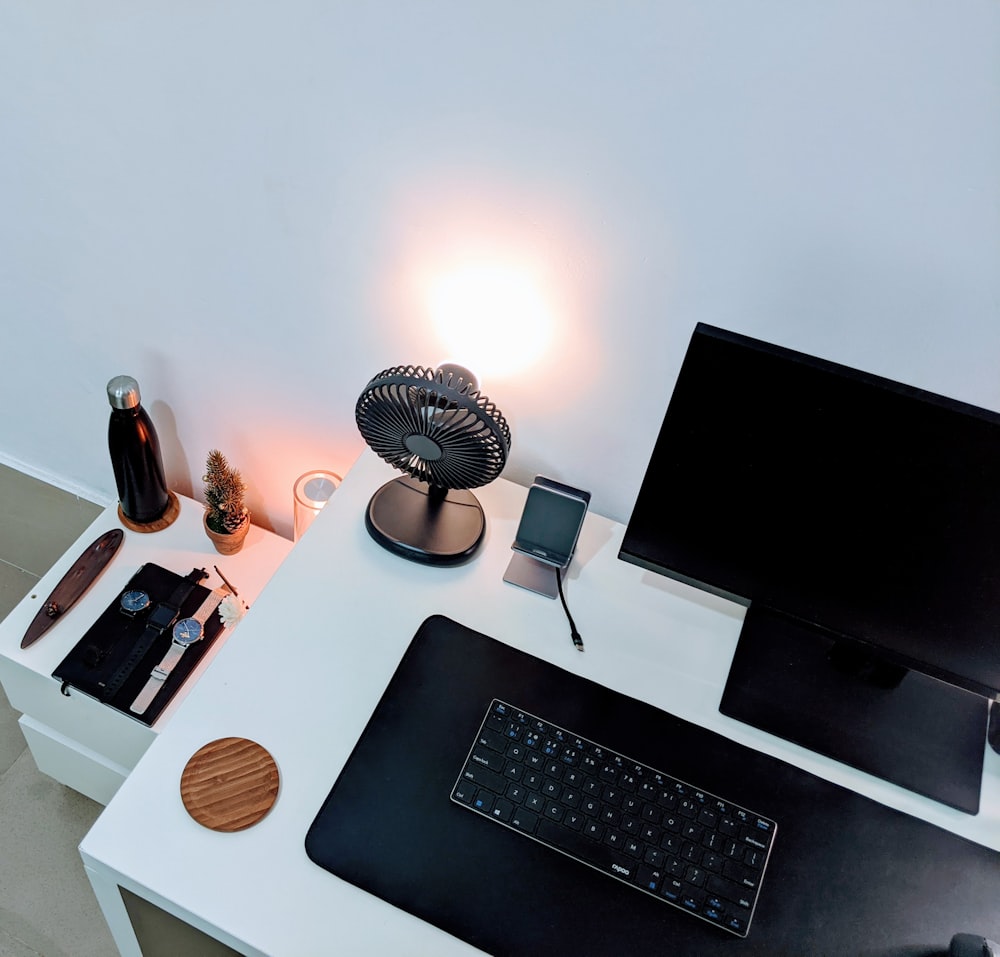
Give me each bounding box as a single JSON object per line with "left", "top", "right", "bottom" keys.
{"left": 503, "top": 553, "right": 564, "bottom": 599}
{"left": 503, "top": 474, "right": 589, "bottom": 600}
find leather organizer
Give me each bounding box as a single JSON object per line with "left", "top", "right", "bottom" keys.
{"left": 52, "top": 563, "right": 224, "bottom": 726}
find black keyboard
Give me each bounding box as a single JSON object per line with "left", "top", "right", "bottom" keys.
{"left": 451, "top": 699, "right": 777, "bottom": 938}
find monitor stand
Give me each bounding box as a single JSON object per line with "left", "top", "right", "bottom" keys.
{"left": 719, "top": 604, "right": 988, "bottom": 814}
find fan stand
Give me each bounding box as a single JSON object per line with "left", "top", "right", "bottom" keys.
{"left": 365, "top": 475, "right": 486, "bottom": 566}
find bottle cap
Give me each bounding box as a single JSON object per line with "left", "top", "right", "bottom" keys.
{"left": 107, "top": 375, "right": 141, "bottom": 410}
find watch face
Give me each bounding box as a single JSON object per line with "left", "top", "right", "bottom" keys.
{"left": 172, "top": 617, "right": 203, "bottom": 646}
{"left": 120, "top": 589, "right": 150, "bottom": 616}
{"left": 148, "top": 603, "right": 178, "bottom": 631}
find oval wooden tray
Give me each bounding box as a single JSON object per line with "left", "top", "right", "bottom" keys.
{"left": 180, "top": 737, "right": 279, "bottom": 832}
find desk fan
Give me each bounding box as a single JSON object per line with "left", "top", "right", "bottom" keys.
{"left": 355, "top": 364, "right": 511, "bottom": 565}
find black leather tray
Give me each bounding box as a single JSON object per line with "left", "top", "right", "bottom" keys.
{"left": 305, "top": 615, "right": 1000, "bottom": 956}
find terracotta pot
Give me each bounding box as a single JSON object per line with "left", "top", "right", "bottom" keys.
{"left": 203, "top": 512, "right": 250, "bottom": 555}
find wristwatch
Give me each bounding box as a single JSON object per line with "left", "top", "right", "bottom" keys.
{"left": 129, "top": 589, "right": 224, "bottom": 715}
{"left": 119, "top": 589, "right": 150, "bottom": 617}
{"left": 102, "top": 569, "right": 206, "bottom": 702}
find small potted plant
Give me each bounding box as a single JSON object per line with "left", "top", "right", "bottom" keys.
{"left": 202, "top": 449, "right": 250, "bottom": 554}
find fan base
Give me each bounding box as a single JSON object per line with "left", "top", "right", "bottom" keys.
{"left": 365, "top": 476, "right": 486, "bottom": 566}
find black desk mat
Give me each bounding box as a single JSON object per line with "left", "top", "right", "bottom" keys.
{"left": 305, "top": 615, "right": 1000, "bottom": 956}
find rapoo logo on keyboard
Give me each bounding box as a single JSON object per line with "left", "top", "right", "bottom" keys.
{"left": 611, "top": 863, "right": 632, "bottom": 878}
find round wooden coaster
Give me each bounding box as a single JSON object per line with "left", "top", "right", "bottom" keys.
{"left": 180, "top": 737, "right": 279, "bottom": 832}
{"left": 117, "top": 490, "right": 181, "bottom": 533}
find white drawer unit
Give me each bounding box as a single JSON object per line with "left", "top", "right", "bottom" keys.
{"left": 18, "top": 715, "right": 129, "bottom": 805}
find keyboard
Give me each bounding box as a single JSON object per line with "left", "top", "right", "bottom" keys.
{"left": 451, "top": 699, "right": 777, "bottom": 938}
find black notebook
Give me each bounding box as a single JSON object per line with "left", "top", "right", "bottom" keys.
{"left": 305, "top": 616, "right": 1000, "bottom": 956}
{"left": 53, "top": 563, "right": 224, "bottom": 725}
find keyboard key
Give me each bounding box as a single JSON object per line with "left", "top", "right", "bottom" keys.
{"left": 469, "top": 748, "right": 505, "bottom": 774}
{"left": 723, "top": 860, "right": 760, "bottom": 892}
{"left": 472, "top": 790, "right": 494, "bottom": 813}
{"left": 561, "top": 790, "right": 582, "bottom": 809}
{"left": 637, "top": 863, "right": 663, "bottom": 892}
{"left": 743, "top": 828, "right": 772, "bottom": 852}
{"left": 599, "top": 764, "right": 619, "bottom": 784}
{"left": 478, "top": 729, "right": 507, "bottom": 753}
{"left": 644, "top": 847, "right": 665, "bottom": 867}
{"left": 603, "top": 829, "right": 625, "bottom": 849}
{"left": 460, "top": 763, "right": 505, "bottom": 794}
{"left": 452, "top": 781, "right": 475, "bottom": 803}
{"left": 703, "top": 851, "right": 724, "bottom": 873}
{"left": 622, "top": 815, "right": 642, "bottom": 836}
{"left": 698, "top": 808, "right": 719, "bottom": 828}
{"left": 746, "top": 848, "right": 766, "bottom": 870}
{"left": 491, "top": 798, "right": 513, "bottom": 823}
{"left": 685, "top": 865, "right": 706, "bottom": 887}
{"left": 544, "top": 802, "right": 564, "bottom": 822}
{"left": 503, "top": 760, "right": 523, "bottom": 782}
{"left": 507, "top": 743, "right": 527, "bottom": 761}
{"left": 506, "top": 783, "right": 526, "bottom": 803}
{"left": 510, "top": 806, "right": 538, "bottom": 833}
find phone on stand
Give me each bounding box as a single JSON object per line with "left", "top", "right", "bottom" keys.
{"left": 504, "top": 477, "right": 590, "bottom": 598}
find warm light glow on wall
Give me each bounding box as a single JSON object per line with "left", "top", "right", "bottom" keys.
{"left": 426, "top": 260, "right": 555, "bottom": 380}
{"left": 380, "top": 174, "right": 604, "bottom": 409}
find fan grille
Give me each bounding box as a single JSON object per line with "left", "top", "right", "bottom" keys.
{"left": 355, "top": 365, "right": 511, "bottom": 490}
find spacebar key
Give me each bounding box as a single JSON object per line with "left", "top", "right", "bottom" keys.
{"left": 536, "top": 819, "right": 639, "bottom": 884}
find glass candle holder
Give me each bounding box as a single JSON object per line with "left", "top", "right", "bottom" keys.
{"left": 293, "top": 470, "right": 342, "bottom": 541}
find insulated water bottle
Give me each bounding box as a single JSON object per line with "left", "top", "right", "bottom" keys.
{"left": 107, "top": 375, "right": 170, "bottom": 524}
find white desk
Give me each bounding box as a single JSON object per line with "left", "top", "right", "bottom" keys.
{"left": 79, "top": 452, "right": 1000, "bottom": 956}
{"left": 0, "top": 494, "right": 292, "bottom": 804}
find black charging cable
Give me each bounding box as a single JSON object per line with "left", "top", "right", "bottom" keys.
{"left": 555, "top": 567, "right": 584, "bottom": 652}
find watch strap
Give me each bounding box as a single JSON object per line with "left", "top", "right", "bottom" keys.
{"left": 186, "top": 589, "right": 226, "bottom": 626}
{"left": 129, "top": 589, "right": 224, "bottom": 716}
{"left": 103, "top": 568, "right": 207, "bottom": 702}
{"left": 130, "top": 644, "right": 186, "bottom": 713}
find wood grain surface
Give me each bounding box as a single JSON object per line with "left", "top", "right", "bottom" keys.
{"left": 180, "top": 737, "right": 279, "bottom": 832}
{"left": 117, "top": 490, "right": 181, "bottom": 533}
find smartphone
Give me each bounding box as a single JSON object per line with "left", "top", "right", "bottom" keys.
{"left": 511, "top": 478, "right": 591, "bottom": 570}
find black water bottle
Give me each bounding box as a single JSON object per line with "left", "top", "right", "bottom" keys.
{"left": 107, "top": 375, "right": 170, "bottom": 524}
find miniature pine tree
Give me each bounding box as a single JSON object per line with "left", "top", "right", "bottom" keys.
{"left": 203, "top": 449, "right": 248, "bottom": 533}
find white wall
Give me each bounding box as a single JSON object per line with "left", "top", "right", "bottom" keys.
{"left": 2, "top": 1, "right": 998, "bottom": 539}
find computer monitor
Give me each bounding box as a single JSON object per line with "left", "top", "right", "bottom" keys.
{"left": 619, "top": 323, "right": 1000, "bottom": 814}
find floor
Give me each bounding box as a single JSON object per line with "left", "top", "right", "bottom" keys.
{"left": 0, "top": 464, "right": 117, "bottom": 957}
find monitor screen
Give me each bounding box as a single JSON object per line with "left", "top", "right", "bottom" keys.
{"left": 620, "top": 323, "right": 1000, "bottom": 812}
